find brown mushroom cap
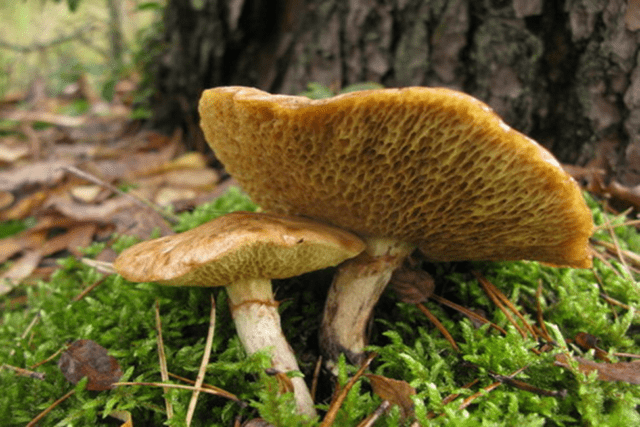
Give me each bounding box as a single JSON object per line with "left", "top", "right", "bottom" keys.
{"left": 113, "top": 211, "right": 366, "bottom": 286}
{"left": 199, "top": 86, "right": 594, "bottom": 268}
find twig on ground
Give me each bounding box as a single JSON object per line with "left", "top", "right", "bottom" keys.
{"left": 429, "top": 294, "right": 507, "bottom": 335}
{"left": 311, "top": 356, "right": 322, "bottom": 403}
{"left": 535, "top": 282, "right": 553, "bottom": 343}
{"left": 416, "top": 303, "right": 460, "bottom": 352}
{"left": 113, "top": 381, "right": 240, "bottom": 399}
{"left": 72, "top": 277, "right": 107, "bottom": 302}
{"left": 356, "top": 400, "right": 391, "bottom": 427}
{"left": 475, "top": 272, "right": 535, "bottom": 340}
{"left": 30, "top": 345, "right": 65, "bottom": 369}
{"left": 155, "top": 300, "right": 173, "bottom": 419}
{"left": 167, "top": 372, "right": 241, "bottom": 402}
{"left": 457, "top": 381, "right": 502, "bottom": 411}
{"left": 1, "top": 364, "right": 45, "bottom": 380}
{"left": 186, "top": 294, "right": 216, "bottom": 426}
{"left": 26, "top": 389, "right": 76, "bottom": 427}
{"left": 319, "top": 352, "right": 377, "bottom": 427}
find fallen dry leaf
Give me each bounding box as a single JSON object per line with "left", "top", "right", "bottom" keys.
{"left": 0, "top": 160, "right": 71, "bottom": 192}
{"left": 40, "top": 223, "right": 97, "bottom": 258}
{"left": 555, "top": 353, "right": 640, "bottom": 384}
{"left": 155, "top": 187, "right": 197, "bottom": 206}
{"left": 70, "top": 185, "right": 104, "bottom": 203}
{"left": 107, "top": 409, "right": 133, "bottom": 427}
{"left": 365, "top": 374, "right": 416, "bottom": 419}
{"left": 0, "top": 191, "right": 47, "bottom": 221}
{"left": 0, "top": 216, "right": 104, "bottom": 287}
{"left": 390, "top": 265, "right": 434, "bottom": 304}
{"left": 58, "top": 339, "right": 122, "bottom": 391}
{"left": 0, "top": 250, "right": 42, "bottom": 295}
{"left": 82, "top": 148, "right": 179, "bottom": 181}
{"left": 163, "top": 168, "right": 219, "bottom": 188}
{"left": 159, "top": 151, "right": 209, "bottom": 171}
{"left": 81, "top": 131, "right": 181, "bottom": 181}
{"left": 0, "top": 229, "right": 47, "bottom": 264}
{"left": 0, "top": 141, "right": 30, "bottom": 163}
{"left": 109, "top": 204, "right": 174, "bottom": 239}
{"left": 0, "top": 190, "right": 14, "bottom": 209}
{"left": 46, "top": 194, "right": 134, "bottom": 221}
{"left": 573, "top": 332, "right": 611, "bottom": 362}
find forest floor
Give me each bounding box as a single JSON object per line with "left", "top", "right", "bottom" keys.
{"left": 2, "top": 77, "right": 640, "bottom": 426}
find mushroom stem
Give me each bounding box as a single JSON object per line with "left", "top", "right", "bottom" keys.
{"left": 319, "top": 238, "right": 415, "bottom": 371}
{"left": 225, "top": 278, "right": 317, "bottom": 418}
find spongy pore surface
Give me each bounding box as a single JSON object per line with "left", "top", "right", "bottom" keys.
{"left": 199, "top": 86, "right": 594, "bottom": 268}
{"left": 113, "top": 212, "right": 365, "bottom": 286}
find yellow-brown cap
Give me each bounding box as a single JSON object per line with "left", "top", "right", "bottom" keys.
{"left": 113, "top": 211, "right": 366, "bottom": 286}
{"left": 199, "top": 86, "right": 594, "bottom": 268}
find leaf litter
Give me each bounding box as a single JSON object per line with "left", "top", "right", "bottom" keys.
{"left": 0, "top": 78, "right": 225, "bottom": 294}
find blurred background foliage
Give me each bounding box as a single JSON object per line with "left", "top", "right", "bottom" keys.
{"left": 0, "top": 0, "right": 163, "bottom": 105}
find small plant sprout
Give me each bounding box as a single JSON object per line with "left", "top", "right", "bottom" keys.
{"left": 199, "top": 86, "right": 594, "bottom": 369}
{"left": 113, "top": 211, "right": 366, "bottom": 417}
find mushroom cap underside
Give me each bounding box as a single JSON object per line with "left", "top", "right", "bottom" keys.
{"left": 113, "top": 211, "right": 366, "bottom": 286}
{"left": 199, "top": 86, "right": 594, "bottom": 268}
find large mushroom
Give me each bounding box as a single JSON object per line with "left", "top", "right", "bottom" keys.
{"left": 113, "top": 211, "right": 366, "bottom": 417}
{"left": 198, "top": 86, "right": 594, "bottom": 367}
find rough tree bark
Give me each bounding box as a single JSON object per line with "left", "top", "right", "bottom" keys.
{"left": 149, "top": 0, "right": 640, "bottom": 184}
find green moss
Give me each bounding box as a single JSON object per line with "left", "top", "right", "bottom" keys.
{"left": 0, "top": 217, "right": 36, "bottom": 239}
{"left": 1, "top": 187, "right": 639, "bottom": 426}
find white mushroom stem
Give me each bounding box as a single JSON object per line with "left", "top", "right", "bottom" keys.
{"left": 320, "top": 238, "right": 415, "bottom": 371}
{"left": 225, "top": 278, "right": 317, "bottom": 418}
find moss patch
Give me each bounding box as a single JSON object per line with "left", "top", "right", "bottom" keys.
{"left": 2, "top": 190, "right": 639, "bottom": 426}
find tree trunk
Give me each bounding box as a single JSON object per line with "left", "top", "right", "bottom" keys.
{"left": 149, "top": 0, "right": 640, "bottom": 184}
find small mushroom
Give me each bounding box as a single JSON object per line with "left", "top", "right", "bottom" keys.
{"left": 113, "top": 211, "right": 366, "bottom": 417}
{"left": 199, "top": 86, "right": 594, "bottom": 368}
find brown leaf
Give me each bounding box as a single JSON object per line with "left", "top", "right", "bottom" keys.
{"left": 154, "top": 187, "right": 197, "bottom": 207}
{"left": 0, "top": 230, "right": 46, "bottom": 264}
{"left": 365, "top": 374, "right": 416, "bottom": 419}
{"left": 40, "top": 223, "right": 97, "bottom": 257}
{"left": 390, "top": 265, "right": 434, "bottom": 304}
{"left": 158, "top": 151, "right": 209, "bottom": 172}
{"left": 107, "top": 409, "right": 133, "bottom": 427}
{"left": 81, "top": 132, "right": 180, "bottom": 181}
{"left": 58, "top": 339, "right": 122, "bottom": 391}
{"left": 0, "top": 191, "right": 47, "bottom": 221}
{"left": 555, "top": 353, "right": 640, "bottom": 384}
{"left": 0, "top": 160, "right": 71, "bottom": 192}
{"left": 605, "top": 181, "right": 640, "bottom": 211}
{"left": 0, "top": 141, "right": 30, "bottom": 163}
{"left": 163, "top": 168, "right": 219, "bottom": 188}
{"left": 109, "top": 204, "right": 175, "bottom": 239}
{"left": 573, "top": 332, "right": 610, "bottom": 362}
{"left": 0, "top": 250, "right": 43, "bottom": 295}
{"left": 0, "top": 190, "right": 14, "bottom": 210}
{"left": 46, "top": 194, "right": 133, "bottom": 222}
{"left": 70, "top": 185, "right": 104, "bottom": 203}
